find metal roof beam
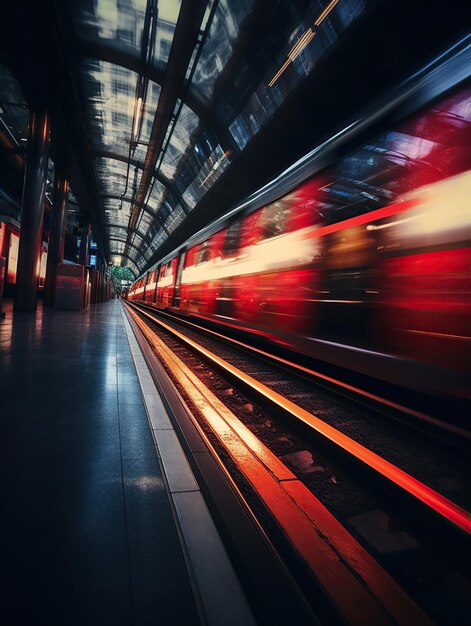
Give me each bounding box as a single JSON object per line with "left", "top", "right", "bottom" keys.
{"left": 125, "top": 0, "right": 208, "bottom": 254}
{"left": 108, "top": 237, "right": 150, "bottom": 263}
{"left": 106, "top": 223, "right": 148, "bottom": 245}
{"left": 94, "top": 150, "right": 189, "bottom": 212}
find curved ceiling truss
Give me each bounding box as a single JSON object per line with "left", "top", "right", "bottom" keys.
{"left": 102, "top": 191, "right": 182, "bottom": 248}
{"left": 106, "top": 224, "right": 149, "bottom": 249}
{"left": 74, "top": 0, "right": 233, "bottom": 273}
{"left": 69, "top": 0, "right": 365, "bottom": 277}
{"left": 95, "top": 152, "right": 190, "bottom": 215}
{"left": 95, "top": 151, "right": 173, "bottom": 197}
{"left": 80, "top": 33, "right": 236, "bottom": 146}
{"left": 108, "top": 237, "right": 150, "bottom": 265}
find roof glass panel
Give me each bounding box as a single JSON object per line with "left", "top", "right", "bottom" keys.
{"left": 182, "top": 143, "right": 231, "bottom": 209}
{"left": 137, "top": 209, "right": 154, "bottom": 231}
{"left": 153, "top": 1, "right": 181, "bottom": 65}
{"left": 104, "top": 202, "right": 127, "bottom": 226}
{"left": 164, "top": 203, "right": 185, "bottom": 234}
{"left": 190, "top": 0, "right": 255, "bottom": 105}
{"left": 74, "top": 0, "right": 181, "bottom": 64}
{"left": 107, "top": 225, "right": 128, "bottom": 238}
{"left": 227, "top": 0, "right": 366, "bottom": 150}
{"left": 110, "top": 239, "right": 126, "bottom": 253}
{"left": 130, "top": 231, "right": 147, "bottom": 249}
{"left": 82, "top": 58, "right": 161, "bottom": 167}
{"left": 159, "top": 102, "right": 199, "bottom": 180}
{"left": 95, "top": 156, "right": 142, "bottom": 198}
{"left": 82, "top": 59, "right": 137, "bottom": 158}
{"left": 145, "top": 178, "right": 168, "bottom": 212}
{"left": 74, "top": 0, "right": 147, "bottom": 52}
{"left": 150, "top": 228, "right": 167, "bottom": 251}
{"left": 128, "top": 247, "right": 150, "bottom": 264}
{"left": 132, "top": 80, "right": 162, "bottom": 164}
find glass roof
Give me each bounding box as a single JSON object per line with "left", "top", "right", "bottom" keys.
{"left": 190, "top": 0, "right": 256, "bottom": 106}
{"left": 74, "top": 0, "right": 181, "bottom": 61}
{"left": 159, "top": 101, "right": 199, "bottom": 180}
{"left": 67, "top": 0, "right": 367, "bottom": 271}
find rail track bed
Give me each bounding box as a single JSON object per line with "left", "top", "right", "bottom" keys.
{"left": 125, "top": 301, "right": 471, "bottom": 626}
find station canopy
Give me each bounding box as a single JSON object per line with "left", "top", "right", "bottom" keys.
{"left": 0, "top": 0, "right": 367, "bottom": 277}
{"left": 73, "top": 0, "right": 371, "bottom": 276}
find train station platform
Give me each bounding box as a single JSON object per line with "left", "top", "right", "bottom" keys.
{"left": 0, "top": 299, "right": 255, "bottom": 626}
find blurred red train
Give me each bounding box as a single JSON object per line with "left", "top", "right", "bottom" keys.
{"left": 128, "top": 42, "right": 471, "bottom": 399}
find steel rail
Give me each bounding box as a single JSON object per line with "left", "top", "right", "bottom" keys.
{"left": 125, "top": 301, "right": 433, "bottom": 626}
{"left": 133, "top": 302, "right": 471, "bottom": 443}
{"left": 126, "top": 301, "right": 471, "bottom": 536}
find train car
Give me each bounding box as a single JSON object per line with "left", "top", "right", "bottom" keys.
{"left": 128, "top": 275, "right": 146, "bottom": 302}
{"left": 127, "top": 40, "right": 471, "bottom": 398}
{"left": 155, "top": 256, "right": 178, "bottom": 308}
{"left": 143, "top": 269, "right": 158, "bottom": 304}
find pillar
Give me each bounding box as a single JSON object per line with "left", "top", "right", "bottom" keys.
{"left": 43, "top": 164, "right": 68, "bottom": 306}
{"left": 14, "top": 108, "right": 51, "bottom": 311}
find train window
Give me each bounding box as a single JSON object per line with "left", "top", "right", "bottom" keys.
{"left": 317, "top": 84, "right": 471, "bottom": 226}
{"left": 240, "top": 201, "right": 291, "bottom": 246}
{"left": 194, "top": 243, "right": 211, "bottom": 265}
{"left": 259, "top": 200, "right": 291, "bottom": 238}
{"left": 222, "top": 220, "right": 243, "bottom": 257}
{"left": 239, "top": 209, "right": 264, "bottom": 246}
{"left": 184, "top": 247, "right": 196, "bottom": 267}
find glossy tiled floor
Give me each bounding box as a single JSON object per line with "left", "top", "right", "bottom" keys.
{"left": 0, "top": 299, "right": 199, "bottom": 626}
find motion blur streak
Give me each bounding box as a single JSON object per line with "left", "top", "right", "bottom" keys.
{"left": 127, "top": 70, "right": 471, "bottom": 399}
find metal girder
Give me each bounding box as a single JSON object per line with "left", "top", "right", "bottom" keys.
{"left": 94, "top": 150, "right": 189, "bottom": 213}
{"left": 94, "top": 149, "right": 168, "bottom": 186}
{"left": 101, "top": 193, "right": 157, "bottom": 220}
{"left": 80, "top": 35, "right": 237, "bottom": 156}
{"left": 106, "top": 223, "right": 148, "bottom": 246}
{"left": 101, "top": 193, "right": 171, "bottom": 239}
{"left": 108, "top": 237, "right": 150, "bottom": 263}
{"left": 125, "top": 0, "right": 208, "bottom": 255}
{"left": 106, "top": 223, "right": 145, "bottom": 237}
{"left": 78, "top": 32, "right": 214, "bottom": 128}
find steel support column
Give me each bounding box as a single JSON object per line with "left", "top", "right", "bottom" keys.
{"left": 43, "top": 165, "right": 68, "bottom": 305}
{"left": 14, "top": 108, "right": 50, "bottom": 311}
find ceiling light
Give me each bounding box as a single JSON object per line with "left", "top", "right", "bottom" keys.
{"left": 269, "top": 0, "right": 340, "bottom": 88}
{"left": 132, "top": 96, "right": 143, "bottom": 144}
{"left": 314, "top": 0, "right": 340, "bottom": 27}
{"left": 288, "top": 28, "right": 315, "bottom": 62}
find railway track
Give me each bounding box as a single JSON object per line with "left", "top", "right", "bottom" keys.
{"left": 124, "top": 300, "right": 471, "bottom": 626}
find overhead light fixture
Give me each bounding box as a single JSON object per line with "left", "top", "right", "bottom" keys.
{"left": 314, "top": 0, "right": 340, "bottom": 27}
{"left": 288, "top": 28, "right": 316, "bottom": 62}
{"left": 199, "top": 150, "right": 232, "bottom": 188}
{"left": 268, "top": 29, "right": 317, "bottom": 87}
{"left": 268, "top": 0, "right": 340, "bottom": 88}
{"left": 132, "top": 96, "right": 143, "bottom": 144}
